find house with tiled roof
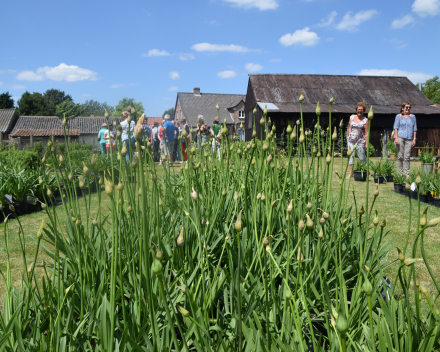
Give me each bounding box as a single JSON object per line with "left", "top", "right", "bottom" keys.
{"left": 0, "top": 109, "right": 18, "bottom": 141}
{"left": 173, "top": 88, "right": 245, "bottom": 136}
{"left": 10, "top": 116, "right": 118, "bottom": 148}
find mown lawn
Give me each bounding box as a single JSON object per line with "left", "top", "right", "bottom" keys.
{"left": 1, "top": 158, "right": 439, "bottom": 313}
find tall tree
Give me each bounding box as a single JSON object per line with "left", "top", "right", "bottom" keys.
{"left": 56, "top": 100, "right": 85, "bottom": 121}
{"left": 17, "top": 91, "right": 50, "bottom": 115}
{"left": 43, "top": 89, "right": 73, "bottom": 115}
{"left": 81, "top": 100, "right": 115, "bottom": 116}
{"left": 0, "top": 91, "right": 14, "bottom": 109}
{"left": 112, "top": 98, "right": 144, "bottom": 119}
{"left": 162, "top": 107, "right": 175, "bottom": 118}
{"left": 421, "top": 76, "right": 440, "bottom": 104}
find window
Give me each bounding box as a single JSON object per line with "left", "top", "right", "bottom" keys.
{"left": 239, "top": 110, "right": 245, "bottom": 118}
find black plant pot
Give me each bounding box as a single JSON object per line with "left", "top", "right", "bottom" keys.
{"left": 386, "top": 175, "right": 394, "bottom": 182}
{"left": 354, "top": 170, "right": 367, "bottom": 181}
{"left": 410, "top": 190, "right": 418, "bottom": 199}
{"left": 374, "top": 174, "right": 384, "bottom": 184}
{"left": 434, "top": 198, "right": 440, "bottom": 208}
{"left": 394, "top": 183, "right": 403, "bottom": 193}
{"left": 419, "top": 194, "right": 429, "bottom": 203}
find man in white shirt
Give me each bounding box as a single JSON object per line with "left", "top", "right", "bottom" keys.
{"left": 120, "top": 111, "right": 135, "bottom": 160}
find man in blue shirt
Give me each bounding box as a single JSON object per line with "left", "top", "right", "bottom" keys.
{"left": 163, "top": 115, "right": 175, "bottom": 167}
{"left": 98, "top": 123, "right": 107, "bottom": 155}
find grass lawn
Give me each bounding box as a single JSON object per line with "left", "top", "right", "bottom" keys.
{"left": 1, "top": 158, "right": 439, "bottom": 313}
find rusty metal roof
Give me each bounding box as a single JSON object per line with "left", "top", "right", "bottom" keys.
{"left": 145, "top": 117, "right": 163, "bottom": 125}
{"left": 249, "top": 74, "right": 435, "bottom": 113}
{"left": 0, "top": 109, "right": 17, "bottom": 133}
{"left": 10, "top": 116, "right": 119, "bottom": 137}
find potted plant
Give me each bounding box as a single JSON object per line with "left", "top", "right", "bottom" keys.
{"left": 432, "top": 177, "right": 440, "bottom": 208}
{"left": 386, "top": 138, "right": 397, "bottom": 159}
{"left": 419, "top": 177, "right": 431, "bottom": 203}
{"left": 370, "top": 160, "right": 384, "bottom": 184}
{"left": 419, "top": 145, "right": 436, "bottom": 174}
{"left": 393, "top": 173, "right": 405, "bottom": 193}
{"left": 382, "top": 159, "right": 396, "bottom": 182}
{"left": 353, "top": 159, "right": 368, "bottom": 181}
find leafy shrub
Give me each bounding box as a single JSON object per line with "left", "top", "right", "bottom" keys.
{"left": 0, "top": 150, "right": 40, "bottom": 169}
{"left": 366, "top": 143, "right": 376, "bottom": 157}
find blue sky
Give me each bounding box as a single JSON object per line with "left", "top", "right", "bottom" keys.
{"left": 1, "top": 0, "right": 439, "bottom": 116}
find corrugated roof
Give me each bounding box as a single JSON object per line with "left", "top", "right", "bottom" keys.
{"left": 0, "top": 109, "right": 17, "bottom": 133}
{"left": 10, "top": 116, "right": 119, "bottom": 137}
{"left": 177, "top": 92, "right": 246, "bottom": 126}
{"left": 249, "top": 74, "right": 435, "bottom": 113}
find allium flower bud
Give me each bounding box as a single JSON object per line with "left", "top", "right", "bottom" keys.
{"left": 299, "top": 129, "right": 305, "bottom": 143}
{"left": 260, "top": 192, "right": 266, "bottom": 202}
{"left": 397, "top": 247, "right": 405, "bottom": 262}
{"left": 332, "top": 127, "right": 337, "bottom": 141}
{"left": 42, "top": 154, "right": 46, "bottom": 163}
{"left": 329, "top": 96, "right": 334, "bottom": 105}
{"left": 363, "top": 279, "right": 373, "bottom": 296}
{"left": 151, "top": 257, "right": 163, "bottom": 276}
{"left": 36, "top": 219, "right": 44, "bottom": 240}
{"left": 178, "top": 306, "right": 190, "bottom": 317}
{"left": 39, "top": 176, "right": 43, "bottom": 186}
{"left": 299, "top": 93, "right": 304, "bottom": 103}
{"left": 287, "top": 199, "right": 293, "bottom": 213}
{"left": 339, "top": 119, "right": 344, "bottom": 127}
{"left": 358, "top": 205, "right": 365, "bottom": 216}
{"left": 47, "top": 186, "right": 52, "bottom": 198}
{"left": 319, "top": 215, "right": 326, "bottom": 225}
{"left": 336, "top": 313, "right": 348, "bottom": 334}
{"left": 41, "top": 203, "right": 47, "bottom": 210}
{"left": 286, "top": 122, "right": 292, "bottom": 134}
{"left": 271, "top": 199, "right": 279, "bottom": 208}
{"left": 420, "top": 207, "right": 428, "bottom": 227}
{"left": 104, "top": 177, "right": 114, "bottom": 198}
{"left": 121, "top": 142, "right": 128, "bottom": 156}
{"left": 82, "top": 162, "right": 89, "bottom": 176}
{"left": 92, "top": 219, "right": 98, "bottom": 226}
{"left": 235, "top": 210, "right": 242, "bottom": 232}
{"left": 252, "top": 129, "right": 257, "bottom": 138}
{"left": 59, "top": 151, "right": 65, "bottom": 165}
{"left": 265, "top": 245, "right": 272, "bottom": 253}
{"left": 372, "top": 210, "right": 379, "bottom": 226}
{"left": 62, "top": 116, "right": 67, "bottom": 126}
{"left": 285, "top": 288, "right": 293, "bottom": 300}
{"left": 380, "top": 219, "right": 386, "bottom": 228}
{"left": 191, "top": 188, "right": 198, "bottom": 201}
{"left": 79, "top": 180, "right": 85, "bottom": 189}
{"left": 222, "top": 188, "right": 227, "bottom": 197}
{"left": 156, "top": 250, "right": 163, "bottom": 260}
{"left": 257, "top": 192, "right": 261, "bottom": 200}
{"left": 420, "top": 285, "right": 428, "bottom": 295}
{"left": 405, "top": 182, "right": 410, "bottom": 191}
{"left": 415, "top": 175, "right": 422, "bottom": 187}
{"left": 318, "top": 227, "right": 324, "bottom": 238}
{"left": 307, "top": 202, "right": 312, "bottom": 210}
{"left": 315, "top": 102, "right": 321, "bottom": 116}
{"left": 428, "top": 217, "right": 440, "bottom": 227}
{"left": 373, "top": 184, "right": 379, "bottom": 198}
{"left": 312, "top": 145, "right": 317, "bottom": 155}
{"left": 326, "top": 153, "right": 331, "bottom": 165}
{"left": 297, "top": 247, "right": 304, "bottom": 262}
{"left": 404, "top": 257, "right": 423, "bottom": 266}
{"left": 323, "top": 211, "right": 329, "bottom": 220}
{"left": 299, "top": 219, "right": 305, "bottom": 231}
{"left": 368, "top": 106, "right": 374, "bottom": 120}
{"left": 306, "top": 214, "right": 313, "bottom": 229}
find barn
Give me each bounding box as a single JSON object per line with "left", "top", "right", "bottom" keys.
{"left": 244, "top": 74, "right": 440, "bottom": 155}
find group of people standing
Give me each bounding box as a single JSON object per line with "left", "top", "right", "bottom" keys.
{"left": 347, "top": 101, "right": 417, "bottom": 177}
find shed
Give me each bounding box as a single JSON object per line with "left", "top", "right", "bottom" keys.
{"left": 244, "top": 74, "right": 440, "bottom": 155}
{"left": 10, "top": 116, "right": 118, "bottom": 148}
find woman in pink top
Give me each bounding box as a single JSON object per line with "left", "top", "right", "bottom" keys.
{"left": 346, "top": 102, "right": 369, "bottom": 178}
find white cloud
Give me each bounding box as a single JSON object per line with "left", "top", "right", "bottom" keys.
{"left": 245, "top": 63, "right": 263, "bottom": 72}
{"left": 168, "top": 86, "right": 179, "bottom": 91}
{"left": 11, "top": 84, "right": 26, "bottom": 90}
{"left": 317, "top": 11, "right": 338, "bottom": 27}
{"left": 223, "top": 0, "right": 278, "bottom": 10}
{"left": 358, "top": 69, "right": 434, "bottom": 84}
{"left": 192, "top": 43, "right": 250, "bottom": 52}
{"left": 0, "top": 69, "right": 16, "bottom": 74}
{"left": 16, "top": 63, "right": 98, "bottom": 82}
{"left": 391, "top": 14, "right": 415, "bottom": 28}
{"left": 217, "top": 70, "right": 237, "bottom": 78}
{"left": 179, "top": 53, "right": 195, "bottom": 61}
{"left": 270, "top": 58, "right": 281, "bottom": 62}
{"left": 169, "top": 71, "right": 180, "bottom": 79}
{"left": 412, "top": 0, "right": 440, "bottom": 17}
{"left": 279, "top": 27, "right": 320, "bottom": 47}
{"left": 110, "top": 84, "right": 126, "bottom": 88}
{"left": 336, "top": 9, "right": 379, "bottom": 31}
{"left": 142, "top": 49, "right": 171, "bottom": 57}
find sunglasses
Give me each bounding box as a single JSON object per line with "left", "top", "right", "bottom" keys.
{"left": 405, "top": 106, "right": 411, "bottom": 109}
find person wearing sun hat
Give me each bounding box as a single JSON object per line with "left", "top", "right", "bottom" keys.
{"left": 98, "top": 123, "right": 108, "bottom": 155}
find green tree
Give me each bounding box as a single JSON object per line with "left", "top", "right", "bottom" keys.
{"left": 112, "top": 98, "right": 144, "bottom": 119}
{"left": 0, "top": 91, "right": 14, "bottom": 109}
{"left": 162, "top": 107, "right": 175, "bottom": 118}
{"left": 421, "top": 76, "right": 440, "bottom": 104}
{"left": 17, "top": 91, "right": 50, "bottom": 115}
{"left": 81, "top": 100, "right": 115, "bottom": 116}
{"left": 56, "top": 100, "right": 85, "bottom": 121}
{"left": 43, "top": 89, "right": 73, "bottom": 115}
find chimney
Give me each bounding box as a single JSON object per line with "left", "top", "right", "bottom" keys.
{"left": 193, "top": 87, "right": 200, "bottom": 96}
